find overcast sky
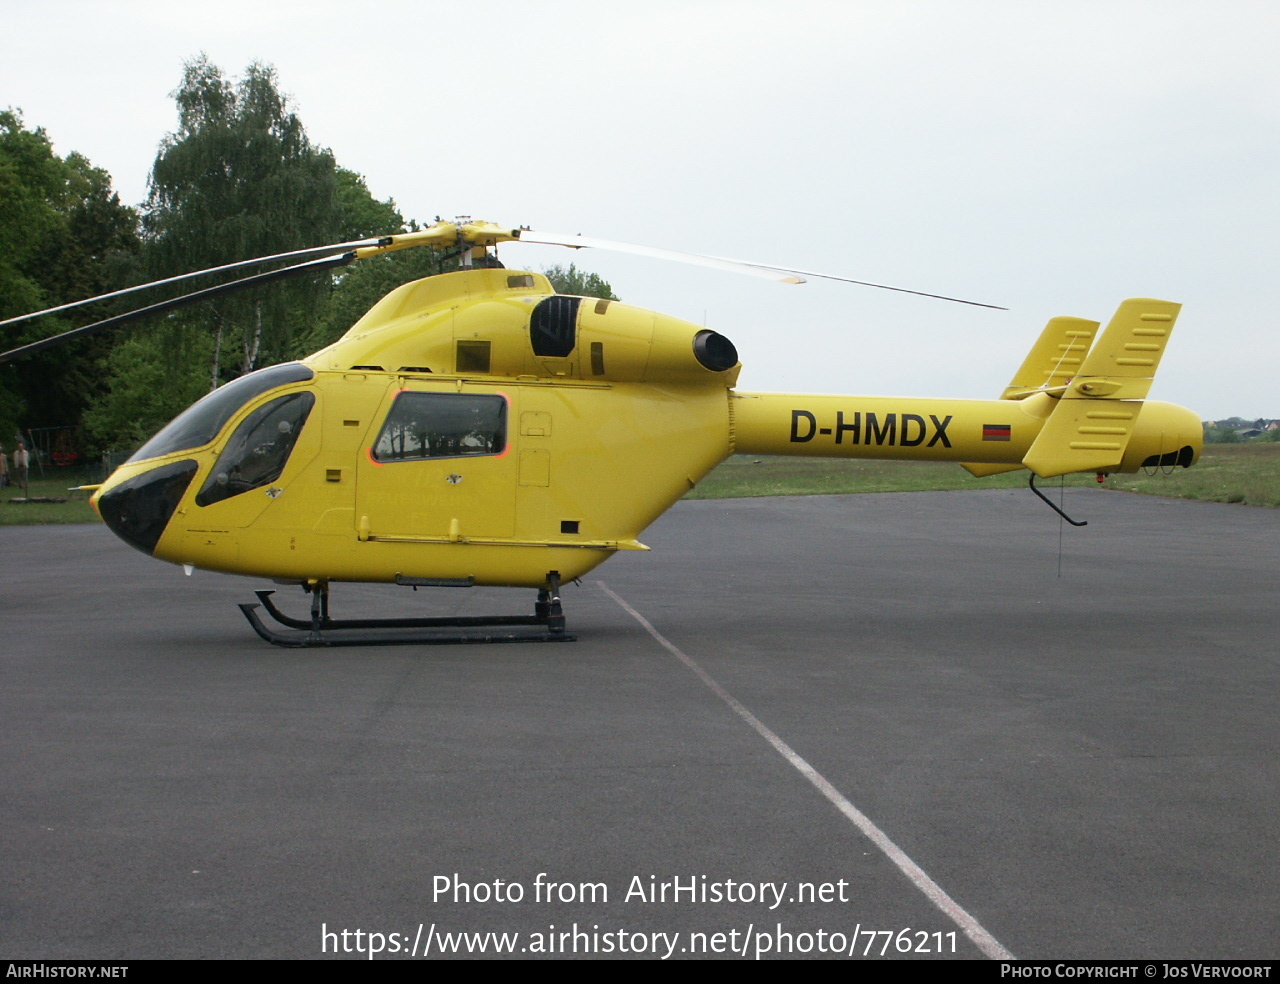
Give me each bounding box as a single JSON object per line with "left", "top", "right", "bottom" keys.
{"left": 4, "top": 0, "right": 1277, "bottom": 418}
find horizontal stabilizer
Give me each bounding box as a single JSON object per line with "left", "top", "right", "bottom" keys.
{"left": 1021, "top": 399, "right": 1141, "bottom": 477}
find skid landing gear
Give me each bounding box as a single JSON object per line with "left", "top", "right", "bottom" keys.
{"left": 238, "top": 572, "right": 576, "bottom": 648}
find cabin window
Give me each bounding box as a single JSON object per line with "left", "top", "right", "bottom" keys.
{"left": 372, "top": 393, "right": 507, "bottom": 462}
{"left": 195, "top": 391, "right": 315, "bottom": 506}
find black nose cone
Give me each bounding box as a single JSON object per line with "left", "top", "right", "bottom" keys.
{"left": 98, "top": 459, "right": 198, "bottom": 555}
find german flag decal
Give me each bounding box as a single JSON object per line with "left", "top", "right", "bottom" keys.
{"left": 982, "top": 424, "right": 1012, "bottom": 441}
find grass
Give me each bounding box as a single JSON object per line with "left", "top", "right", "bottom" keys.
{"left": 2, "top": 444, "right": 1277, "bottom": 527}
{"left": 0, "top": 470, "right": 100, "bottom": 526}
{"left": 688, "top": 443, "right": 1280, "bottom": 508}
{"left": 1101, "top": 442, "right": 1280, "bottom": 508}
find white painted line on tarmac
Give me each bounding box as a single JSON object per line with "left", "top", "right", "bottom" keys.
{"left": 598, "top": 581, "right": 1015, "bottom": 961}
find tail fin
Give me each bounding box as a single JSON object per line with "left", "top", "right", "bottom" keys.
{"left": 1021, "top": 298, "right": 1181, "bottom": 477}
{"left": 1064, "top": 297, "right": 1179, "bottom": 402}
{"left": 1001, "top": 316, "right": 1100, "bottom": 400}
{"left": 960, "top": 315, "right": 1099, "bottom": 477}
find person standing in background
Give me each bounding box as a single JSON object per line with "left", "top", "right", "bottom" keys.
{"left": 13, "top": 440, "right": 29, "bottom": 494}
{"left": 0, "top": 445, "right": 8, "bottom": 488}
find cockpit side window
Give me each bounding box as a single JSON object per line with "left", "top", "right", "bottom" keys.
{"left": 372, "top": 392, "right": 506, "bottom": 462}
{"left": 129, "top": 362, "right": 315, "bottom": 463}
{"left": 195, "top": 391, "right": 315, "bottom": 507}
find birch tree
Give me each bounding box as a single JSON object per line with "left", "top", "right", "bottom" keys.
{"left": 142, "top": 55, "right": 342, "bottom": 384}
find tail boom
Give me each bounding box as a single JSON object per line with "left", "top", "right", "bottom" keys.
{"left": 732, "top": 391, "right": 1200, "bottom": 475}
{"left": 733, "top": 392, "right": 1037, "bottom": 464}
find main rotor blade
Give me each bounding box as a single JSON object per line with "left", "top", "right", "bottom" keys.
{"left": 751, "top": 263, "right": 1007, "bottom": 310}
{"left": 517, "top": 230, "right": 805, "bottom": 284}
{"left": 0, "top": 236, "right": 392, "bottom": 330}
{"left": 518, "top": 229, "right": 1007, "bottom": 310}
{"left": 0, "top": 252, "right": 355, "bottom": 364}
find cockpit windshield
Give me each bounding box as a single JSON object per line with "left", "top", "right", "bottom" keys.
{"left": 127, "top": 362, "right": 315, "bottom": 463}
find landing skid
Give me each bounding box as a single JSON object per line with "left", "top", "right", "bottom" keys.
{"left": 238, "top": 572, "right": 576, "bottom": 648}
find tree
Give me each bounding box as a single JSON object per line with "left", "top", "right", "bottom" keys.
{"left": 83, "top": 330, "right": 212, "bottom": 450}
{"left": 291, "top": 171, "right": 461, "bottom": 355}
{"left": 0, "top": 109, "right": 140, "bottom": 444}
{"left": 1203, "top": 423, "right": 1242, "bottom": 444}
{"left": 96, "top": 60, "right": 456, "bottom": 447}
{"left": 141, "top": 55, "right": 343, "bottom": 387}
{"left": 0, "top": 111, "right": 63, "bottom": 319}
{"left": 543, "top": 263, "right": 619, "bottom": 301}
{"left": 334, "top": 168, "right": 403, "bottom": 243}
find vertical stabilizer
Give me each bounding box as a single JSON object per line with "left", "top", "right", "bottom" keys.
{"left": 1021, "top": 299, "right": 1181, "bottom": 477}
{"left": 960, "top": 315, "right": 1098, "bottom": 476}
{"left": 1001, "top": 316, "right": 1099, "bottom": 399}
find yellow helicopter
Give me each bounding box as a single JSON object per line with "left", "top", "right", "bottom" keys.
{"left": 0, "top": 219, "right": 1201, "bottom": 646}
